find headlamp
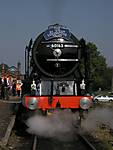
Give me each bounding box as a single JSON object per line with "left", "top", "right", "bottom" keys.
{"left": 80, "top": 97, "right": 91, "bottom": 110}
{"left": 22, "top": 96, "right": 38, "bottom": 110}
{"left": 27, "top": 97, "right": 38, "bottom": 110}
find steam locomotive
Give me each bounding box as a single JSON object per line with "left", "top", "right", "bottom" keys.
{"left": 19, "top": 24, "right": 92, "bottom": 120}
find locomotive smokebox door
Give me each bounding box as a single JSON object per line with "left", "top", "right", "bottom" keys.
{"left": 32, "top": 24, "right": 80, "bottom": 78}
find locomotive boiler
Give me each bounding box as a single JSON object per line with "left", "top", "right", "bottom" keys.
{"left": 20, "top": 24, "right": 92, "bottom": 118}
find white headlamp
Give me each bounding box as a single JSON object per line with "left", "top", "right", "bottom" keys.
{"left": 80, "top": 97, "right": 91, "bottom": 110}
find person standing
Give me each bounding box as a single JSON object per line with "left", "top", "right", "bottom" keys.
{"left": 16, "top": 83, "right": 21, "bottom": 97}
{"left": 4, "top": 78, "right": 8, "bottom": 100}
{"left": 12, "top": 81, "right": 16, "bottom": 96}
{"left": 16, "top": 80, "right": 23, "bottom": 97}
{"left": 0, "top": 78, "right": 2, "bottom": 99}
{"left": 1, "top": 83, "right": 5, "bottom": 100}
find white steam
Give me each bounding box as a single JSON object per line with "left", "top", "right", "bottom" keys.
{"left": 49, "top": 0, "right": 66, "bottom": 23}
{"left": 26, "top": 110, "right": 79, "bottom": 140}
{"left": 26, "top": 106, "right": 113, "bottom": 140}
{"left": 82, "top": 107, "right": 113, "bottom": 131}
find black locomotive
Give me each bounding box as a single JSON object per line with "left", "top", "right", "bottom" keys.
{"left": 28, "top": 24, "right": 89, "bottom": 80}
{"left": 20, "top": 24, "right": 92, "bottom": 119}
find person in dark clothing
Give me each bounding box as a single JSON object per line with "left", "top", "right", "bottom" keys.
{"left": 12, "top": 82, "right": 16, "bottom": 96}
{"left": 3, "top": 78, "right": 9, "bottom": 99}
{"left": 21, "top": 79, "right": 31, "bottom": 97}
{"left": 0, "top": 78, "right": 2, "bottom": 99}
{"left": 4, "top": 78, "right": 7, "bottom": 87}
{"left": 1, "top": 83, "right": 5, "bottom": 99}
{"left": 0, "top": 78, "right": 2, "bottom": 85}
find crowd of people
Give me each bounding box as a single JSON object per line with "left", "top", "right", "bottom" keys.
{"left": 0, "top": 77, "right": 22, "bottom": 100}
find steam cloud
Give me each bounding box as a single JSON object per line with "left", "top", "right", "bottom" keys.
{"left": 38, "top": 0, "right": 66, "bottom": 24}
{"left": 81, "top": 107, "right": 113, "bottom": 132}
{"left": 48, "top": 0, "right": 66, "bottom": 23}
{"left": 26, "top": 106, "right": 113, "bottom": 140}
{"left": 26, "top": 110, "right": 78, "bottom": 141}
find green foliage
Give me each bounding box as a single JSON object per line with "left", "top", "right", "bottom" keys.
{"left": 87, "top": 42, "right": 112, "bottom": 91}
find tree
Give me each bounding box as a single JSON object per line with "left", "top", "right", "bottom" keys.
{"left": 87, "top": 42, "right": 111, "bottom": 91}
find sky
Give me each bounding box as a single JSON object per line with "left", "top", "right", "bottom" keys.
{"left": 0, "top": 0, "right": 113, "bottom": 73}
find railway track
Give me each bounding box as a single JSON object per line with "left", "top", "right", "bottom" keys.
{"left": 31, "top": 133, "right": 97, "bottom": 150}
{"left": 0, "top": 102, "right": 103, "bottom": 150}
{"left": 0, "top": 122, "right": 98, "bottom": 150}
{"left": 1, "top": 100, "right": 113, "bottom": 149}
{"left": 78, "top": 134, "right": 97, "bottom": 150}
{"left": 32, "top": 135, "right": 38, "bottom": 150}
{"left": 0, "top": 109, "right": 98, "bottom": 150}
